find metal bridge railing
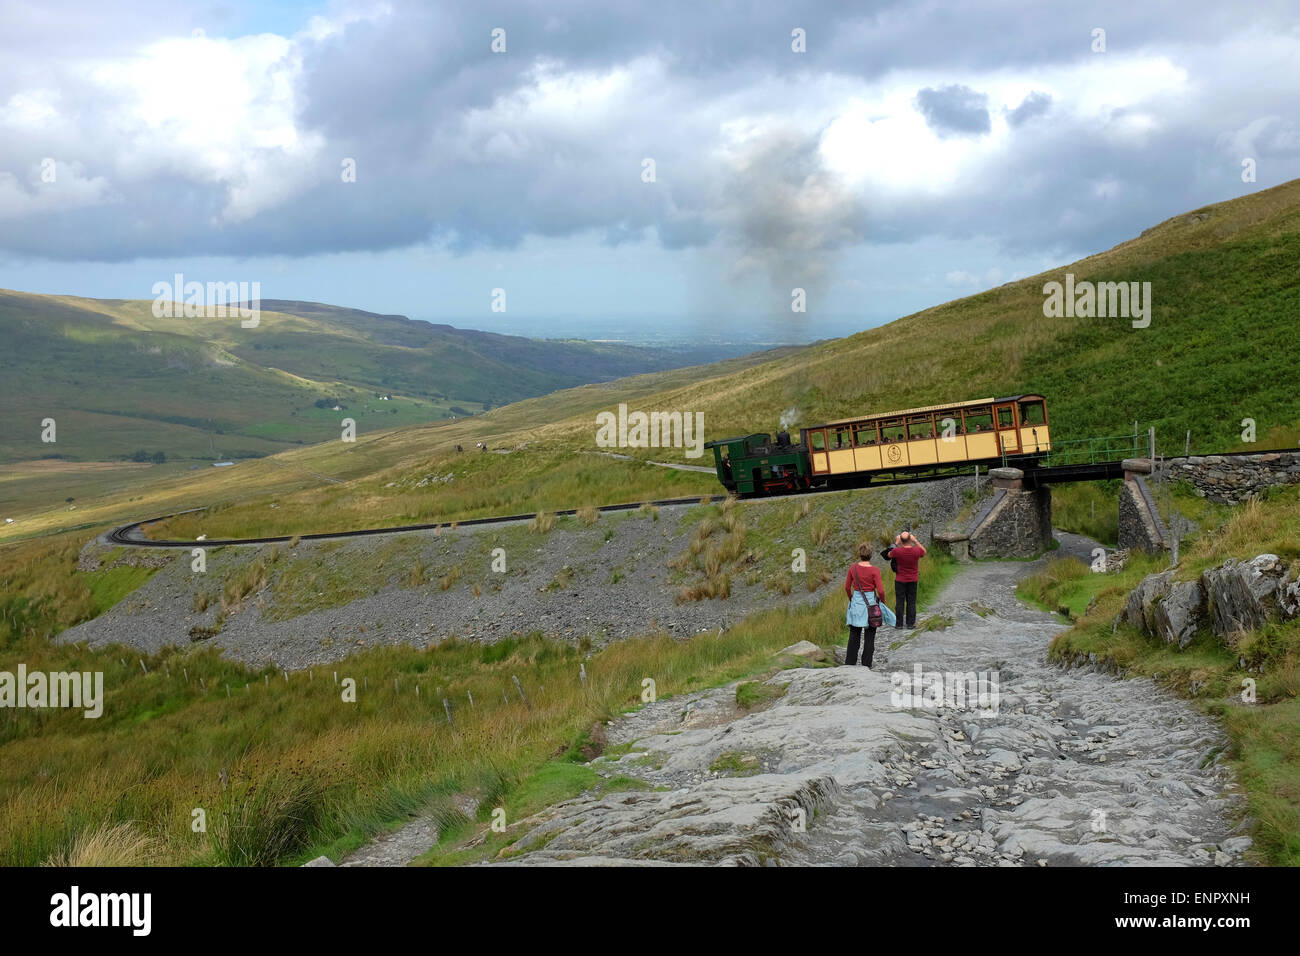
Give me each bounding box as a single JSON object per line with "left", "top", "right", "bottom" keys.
{"left": 1033, "top": 433, "right": 1142, "bottom": 468}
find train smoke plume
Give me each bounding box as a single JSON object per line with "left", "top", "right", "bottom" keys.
{"left": 716, "top": 130, "right": 867, "bottom": 301}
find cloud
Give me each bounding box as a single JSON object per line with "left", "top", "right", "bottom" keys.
{"left": 913, "top": 84, "right": 991, "bottom": 137}
{"left": 1216, "top": 116, "right": 1300, "bottom": 160}
{"left": 714, "top": 127, "right": 868, "bottom": 293}
{"left": 1007, "top": 91, "right": 1052, "bottom": 127}
{"left": 0, "top": 0, "right": 1299, "bottom": 288}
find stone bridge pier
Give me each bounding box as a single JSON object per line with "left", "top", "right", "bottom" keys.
{"left": 933, "top": 459, "right": 1169, "bottom": 561}
{"left": 936, "top": 467, "right": 1052, "bottom": 560}
{"left": 1117, "top": 458, "right": 1168, "bottom": 553}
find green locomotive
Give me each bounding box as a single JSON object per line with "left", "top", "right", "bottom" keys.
{"left": 704, "top": 430, "right": 812, "bottom": 496}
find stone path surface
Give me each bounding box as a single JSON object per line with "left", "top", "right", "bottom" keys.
{"left": 487, "top": 532, "right": 1251, "bottom": 866}
{"left": 338, "top": 816, "right": 440, "bottom": 867}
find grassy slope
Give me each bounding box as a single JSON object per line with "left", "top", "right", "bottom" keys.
{"left": 0, "top": 346, "right": 801, "bottom": 541}
{"left": 0, "top": 291, "right": 735, "bottom": 464}
{"left": 118, "top": 177, "right": 1300, "bottom": 543}
{"left": 0, "top": 498, "right": 955, "bottom": 867}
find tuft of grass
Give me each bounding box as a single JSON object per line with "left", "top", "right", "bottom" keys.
{"left": 811, "top": 516, "right": 832, "bottom": 547}
{"left": 915, "top": 614, "right": 955, "bottom": 633}
{"left": 805, "top": 567, "right": 833, "bottom": 592}
{"left": 210, "top": 773, "right": 330, "bottom": 867}
{"left": 735, "top": 680, "right": 786, "bottom": 711}
{"left": 43, "top": 822, "right": 159, "bottom": 867}
{"left": 530, "top": 512, "right": 556, "bottom": 534}
{"left": 407, "top": 560, "right": 427, "bottom": 587}
{"left": 709, "top": 751, "right": 761, "bottom": 776}
{"left": 547, "top": 566, "right": 575, "bottom": 591}
{"left": 766, "top": 574, "right": 793, "bottom": 596}
{"left": 221, "top": 558, "right": 268, "bottom": 613}
{"left": 577, "top": 505, "right": 599, "bottom": 526}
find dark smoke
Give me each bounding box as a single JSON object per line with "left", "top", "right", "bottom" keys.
{"left": 716, "top": 129, "right": 868, "bottom": 300}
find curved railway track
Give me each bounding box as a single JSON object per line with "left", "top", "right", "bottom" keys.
{"left": 105, "top": 474, "right": 914, "bottom": 549}
{"left": 104, "top": 447, "right": 1295, "bottom": 549}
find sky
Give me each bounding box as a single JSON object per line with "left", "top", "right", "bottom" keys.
{"left": 1, "top": 0, "right": 1298, "bottom": 345}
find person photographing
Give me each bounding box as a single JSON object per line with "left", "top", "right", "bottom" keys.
{"left": 887, "top": 531, "right": 926, "bottom": 629}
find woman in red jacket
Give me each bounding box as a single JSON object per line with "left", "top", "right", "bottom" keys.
{"left": 843, "top": 543, "right": 884, "bottom": 667}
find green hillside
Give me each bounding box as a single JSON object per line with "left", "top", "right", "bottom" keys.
{"left": 127, "top": 178, "right": 1300, "bottom": 542}
{"left": 0, "top": 292, "right": 739, "bottom": 464}
{"left": 3, "top": 178, "right": 1298, "bottom": 546}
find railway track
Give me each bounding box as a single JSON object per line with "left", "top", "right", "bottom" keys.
{"left": 105, "top": 477, "right": 880, "bottom": 549}
{"left": 103, "top": 446, "right": 1295, "bottom": 549}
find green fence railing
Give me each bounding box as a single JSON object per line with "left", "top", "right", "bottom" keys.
{"left": 1033, "top": 432, "right": 1142, "bottom": 468}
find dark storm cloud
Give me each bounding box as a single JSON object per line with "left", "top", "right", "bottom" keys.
{"left": 913, "top": 85, "right": 992, "bottom": 137}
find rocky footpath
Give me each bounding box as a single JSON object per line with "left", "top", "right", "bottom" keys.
{"left": 487, "top": 536, "right": 1249, "bottom": 866}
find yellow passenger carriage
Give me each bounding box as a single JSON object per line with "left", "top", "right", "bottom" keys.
{"left": 802, "top": 395, "right": 1051, "bottom": 481}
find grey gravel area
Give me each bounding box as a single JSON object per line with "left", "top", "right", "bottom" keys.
{"left": 487, "top": 533, "right": 1249, "bottom": 867}
{"left": 62, "top": 480, "right": 966, "bottom": 671}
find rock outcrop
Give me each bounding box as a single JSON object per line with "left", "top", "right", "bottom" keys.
{"left": 1125, "top": 553, "right": 1299, "bottom": 647}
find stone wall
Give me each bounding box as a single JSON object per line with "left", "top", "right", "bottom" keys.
{"left": 967, "top": 471, "right": 1053, "bottom": 559}
{"left": 1154, "top": 452, "right": 1300, "bottom": 503}
{"left": 1118, "top": 474, "right": 1167, "bottom": 553}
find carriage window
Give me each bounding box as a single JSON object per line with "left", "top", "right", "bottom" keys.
{"left": 1019, "top": 401, "right": 1046, "bottom": 426}
{"left": 997, "top": 407, "right": 1015, "bottom": 428}
{"left": 833, "top": 428, "right": 852, "bottom": 449}
{"left": 934, "top": 411, "right": 961, "bottom": 437}
{"left": 964, "top": 407, "right": 993, "bottom": 433}
{"left": 854, "top": 423, "right": 878, "bottom": 446}
{"left": 907, "top": 415, "right": 935, "bottom": 440}
{"left": 879, "top": 419, "right": 905, "bottom": 443}
{"left": 810, "top": 430, "right": 825, "bottom": 451}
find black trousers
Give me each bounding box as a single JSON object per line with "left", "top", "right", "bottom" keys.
{"left": 895, "top": 580, "right": 918, "bottom": 627}
{"left": 847, "top": 625, "right": 877, "bottom": 667}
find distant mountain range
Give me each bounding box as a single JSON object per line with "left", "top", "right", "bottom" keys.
{"left": 0, "top": 292, "right": 750, "bottom": 463}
